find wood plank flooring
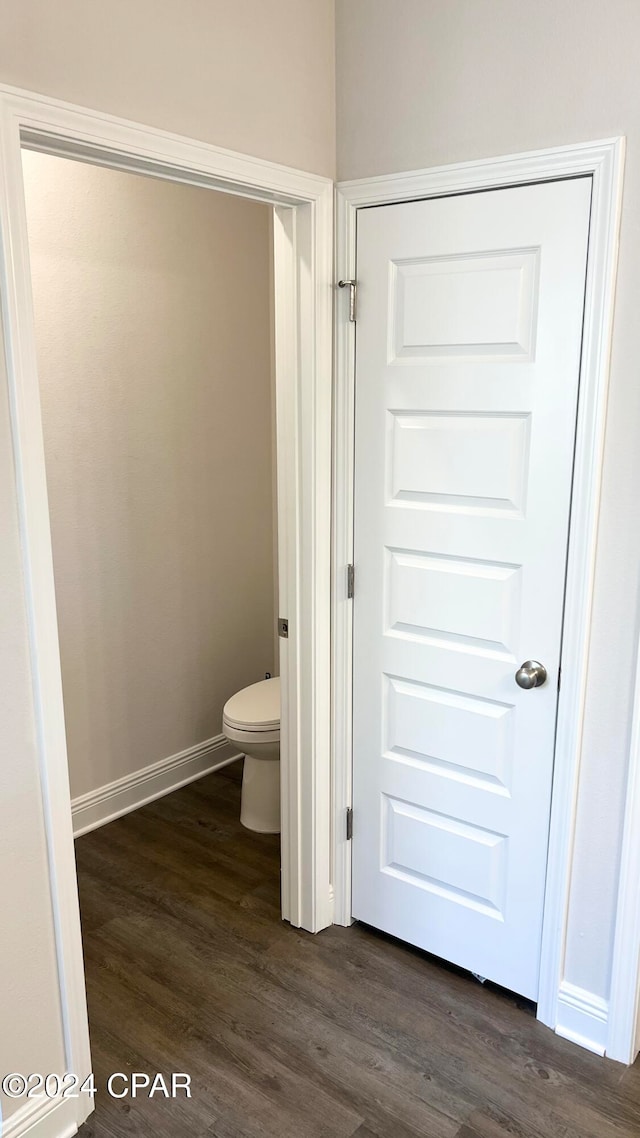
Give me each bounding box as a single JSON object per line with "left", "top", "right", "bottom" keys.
{"left": 76, "top": 763, "right": 640, "bottom": 1138}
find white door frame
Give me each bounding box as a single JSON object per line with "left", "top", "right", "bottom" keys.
{"left": 332, "top": 139, "right": 627, "bottom": 1051}
{"left": 0, "top": 83, "right": 333, "bottom": 1128}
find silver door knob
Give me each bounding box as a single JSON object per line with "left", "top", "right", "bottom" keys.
{"left": 515, "top": 660, "right": 547, "bottom": 689}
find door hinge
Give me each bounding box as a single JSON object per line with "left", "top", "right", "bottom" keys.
{"left": 346, "top": 806, "right": 353, "bottom": 840}
{"left": 557, "top": 665, "right": 562, "bottom": 692}
{"left": 347, "top": 563, "right": 355, "bottom": 599}
{"left": 338, "top": 279, "right": 357, "bottom": 322}
{"left": 278, "top": 617, "right": 289, "bottom": 639}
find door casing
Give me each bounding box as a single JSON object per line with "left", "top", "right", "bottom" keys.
{"left": 0, "top": 83, "right": 333, "bottom": 1135}
{"left": 332, "top": 139, "right": 626, "bottom": 1055}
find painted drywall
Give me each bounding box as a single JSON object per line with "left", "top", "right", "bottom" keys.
{"left": 22, "top": 151, "right": 275, "bottom": 802}
{"left": 0, "top": 0, "right": 335, "bottom": 177}
{"left": 336, "top": 0, "right": 640, "bottom": 1005}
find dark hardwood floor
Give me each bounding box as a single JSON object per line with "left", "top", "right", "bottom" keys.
{"left": 76, "top": 763, "right": 640, "bottom": 1138}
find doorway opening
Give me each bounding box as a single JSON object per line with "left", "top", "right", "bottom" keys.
{"left": 21, "top": 149, "right": 281, "bottom": 841}
{"left": 18, "top": 146, "right": 287, "bottom": 1134}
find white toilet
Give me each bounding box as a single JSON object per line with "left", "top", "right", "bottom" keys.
{"left": 222, "top": 676, "right": 280, "bottom": 834}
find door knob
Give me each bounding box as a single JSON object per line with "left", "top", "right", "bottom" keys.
{"left": 515, "top": 660, "right": 547, "bottom": 689}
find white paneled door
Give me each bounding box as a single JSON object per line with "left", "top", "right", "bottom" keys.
{"left": 351, "top": 178, "right": 592, "bottom": 1000}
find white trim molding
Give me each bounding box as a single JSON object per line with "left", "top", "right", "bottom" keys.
{"left": 333, "top": 138, "right": 626, "bottom": 1051}
{"left": 2, "top": 1091, "right": 85, "bottom": 1138}
{"left": 0, "top": 82, "right": 333, "bottom": 1132}
{"left": 556, "top": 982, "right": 609, "bottom": 1057}
{"left": 71, "top": 736, "right": 242, "bottom": 838}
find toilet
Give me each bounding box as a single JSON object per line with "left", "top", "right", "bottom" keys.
{"left": 222, "top": 676, "right": 280, "bottom": 834}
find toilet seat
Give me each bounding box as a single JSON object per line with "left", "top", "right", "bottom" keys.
{"left": 222, "top": 676, "right": 280, "bottom": 741}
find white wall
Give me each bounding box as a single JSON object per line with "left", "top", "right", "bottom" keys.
{"left": 22, "top": 151, "right": 274, "bottom": 802}
{"left": 336, "top": 0, "right": 640, "bottom": 1008}
{"left": 0, "top": 0, "right": 336, "bottom": 177}
{"left": 0, "top": 4, "right": 334, "bottom": 1123}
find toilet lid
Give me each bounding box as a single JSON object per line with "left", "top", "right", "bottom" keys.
{"left": 223, "top": 676, "right": 280, "bottom": 730}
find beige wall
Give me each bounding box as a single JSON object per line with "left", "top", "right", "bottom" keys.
{"left": 22, "top": 151, "right": 275, "bottom": 801}
{"left": 336, "top": 0, "right": 640, "bottom": 1004}
{"left": 0, "top": 0, "right": 336, "bottom": 177}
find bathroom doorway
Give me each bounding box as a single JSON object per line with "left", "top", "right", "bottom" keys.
{"left": 18, "top": 147, "right": 282, "bottom": 1126}
{"left": 21, "top": 150, "right": 280, "bottom": 838}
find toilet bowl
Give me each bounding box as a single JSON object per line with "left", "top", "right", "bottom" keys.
{"left": 222, "top": 677, "right": 280, "bottom": 834}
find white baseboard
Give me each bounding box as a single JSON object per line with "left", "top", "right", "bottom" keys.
{"left": 71, "top": 734, "right": 243, "bottom": 837}
{"left": 2, "top": 1091, "right": 89, "bottom": 1138}
{"left": 555, "top": 981, "right": 609, "bottom": 1056}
